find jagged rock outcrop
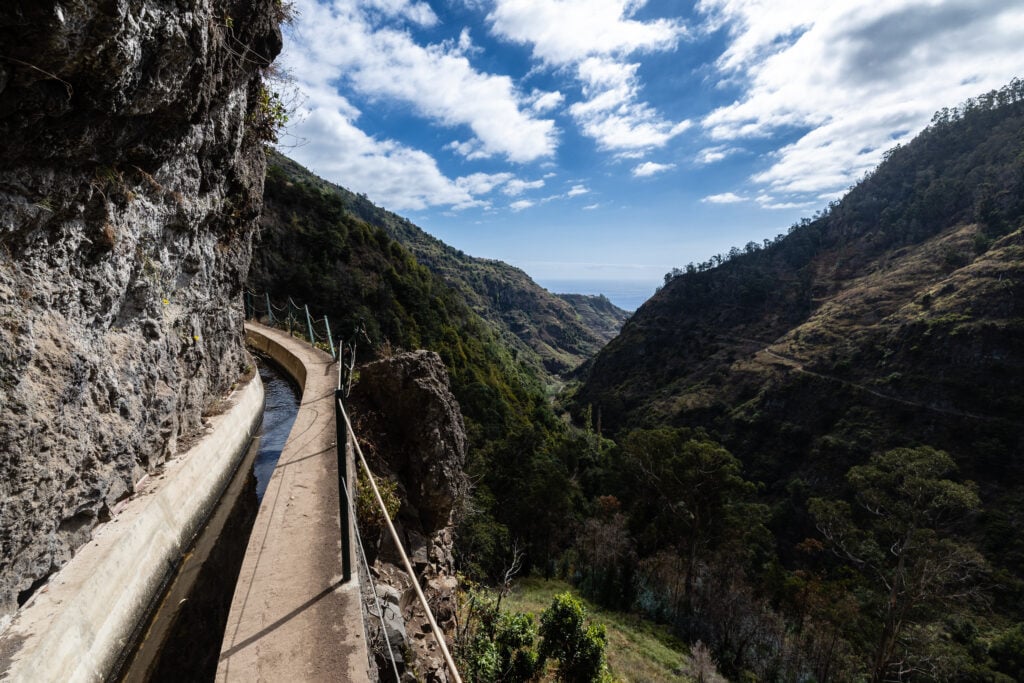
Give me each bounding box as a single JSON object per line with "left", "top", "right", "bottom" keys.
{"left": 352, "top": 350, "right": 467, "bottom": 530}
{"left": 349, "top": 350, "right": 467, "bottom": 682}
{"left": 0, "top": 0, "right": 281, "bottom": 617}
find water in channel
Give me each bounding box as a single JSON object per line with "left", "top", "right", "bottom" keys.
{"left": 113, "top": 357, "right": 300, "bottom": 682}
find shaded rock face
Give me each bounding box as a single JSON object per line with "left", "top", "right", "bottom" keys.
{"left": 349, "top": 350, "right": 467, "bottom": 682}
{"left": 352, "top": 350, "right": 467, "bottom": 531}
{"left": 0, "top": 0, "right": 281, "bottom": 616}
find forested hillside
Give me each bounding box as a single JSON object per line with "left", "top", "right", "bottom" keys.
{"left": 563, "top": 82, "right": 1024, "bottom": 680}
{"left": 265, "top": 152, "right": 628, "bottom": 375}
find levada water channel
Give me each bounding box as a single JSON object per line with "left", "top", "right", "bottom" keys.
{"left": 112, "top": 356, "right": 300, "bottom": 682}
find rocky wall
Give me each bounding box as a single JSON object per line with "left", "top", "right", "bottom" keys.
{"left": 349, "top": 351, "right": 468, "bottom": 682}
{"left": 0, "top": 0, "right": 281, "bottom": 617}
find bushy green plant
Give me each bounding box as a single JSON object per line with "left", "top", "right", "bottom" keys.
{"left": 990, "top": 623, "right": 1024, "bottom": 680}
{"left": 355, "top": 467, "right": 399, "bottom": 536}
{"left": 249, "top": 85, "right": 289, "bottom": 143}
{"left": 457, "top": 586, "right": 539, "bottom": 683}
{"left": 539, "top": 592, "right": 608, "bottom": 682}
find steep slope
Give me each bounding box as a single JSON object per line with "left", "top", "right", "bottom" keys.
{"left": 249, "top": 162, "right": 621, "bottom": 583}
{"left": 576, "top": 85, "right": 1024, "bottom": 563}
{"left": 555, "top": 293, "right": 631, "bottom": 341}
{"left": 266, "top": 152, "right": 628, "bottom": 374}
{"left": 0, "top": 1, "right": 282, "bottom": 616}
{"left": 580, "top": 85, "right": 1024, "bottom": 436}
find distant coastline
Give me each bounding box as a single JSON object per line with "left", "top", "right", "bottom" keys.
{"left": 536, "top": 278, "right": 659, "bottom": 312}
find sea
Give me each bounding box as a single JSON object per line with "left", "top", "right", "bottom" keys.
{"left": 535, "top": 278, "right": 659, "bottom": 312}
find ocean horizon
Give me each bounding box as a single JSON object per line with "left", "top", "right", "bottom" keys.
{"left": 535, "top": 278, "right": 660, "bottom": 312}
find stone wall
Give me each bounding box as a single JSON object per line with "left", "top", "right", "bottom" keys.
{"left": 0, "top": 0, "right": 281, "bottom": 617}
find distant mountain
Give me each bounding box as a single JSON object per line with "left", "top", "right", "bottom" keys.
{"left": 555, "top": 293, "right": 630, "bottom": 342}
{"left": 576, "top": 83, "right": 1024, "bottom": 576}
{"left": 265, "top": 152, "right": 628, "bottom": 375}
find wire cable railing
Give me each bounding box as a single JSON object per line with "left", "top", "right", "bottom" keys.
{"left": 340, "top": 467, "right": 403, "bottom": 683}
{"left": 244, "top": 290, "right": 336, "bottom": 360}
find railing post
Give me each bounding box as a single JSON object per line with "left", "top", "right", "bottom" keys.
{"left": 245, "top": 291, "right": 253, "bottom": 319}
{"left": 305, "top": 305, "right": 315, "bottom": 349}
{"left": 335, "top": 391, "right": 352, "bottom": 583}
{"left": 324, "top": 317, "right": 336, "bottom": 360}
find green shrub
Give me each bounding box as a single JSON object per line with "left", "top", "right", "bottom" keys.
{"left": 539, "top": 592, "right": 608, "bottom": 682}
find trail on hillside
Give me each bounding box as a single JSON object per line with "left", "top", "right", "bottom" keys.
{"left": 724, "top": 335, "right": 1017, "bottom": 425}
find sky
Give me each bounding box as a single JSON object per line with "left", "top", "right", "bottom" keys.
{"left": 276, "top": 0, "right": 1024, "bottom": 304}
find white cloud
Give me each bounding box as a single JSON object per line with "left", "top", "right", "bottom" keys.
{"left": 510, "top": 199, "right": 535, "bottom": 211}
{"left": 285, "top": 0, "right": 557, "bottom": 164}
{"left": 755, "top": 193, "right": 816, "bottom": 210}
{"left": 362, "top": 0, "right": 438, "bottom": 26}
{"left": 487, "top": 0, "right": 690, "bottom": 153}
{"left": 567, "top": 185, "right": 590, "bottom": 197}
{"left": 632, "top": 161, "right": 676, "bottom": 177}
{"left": 445, "top": 138, "right": 492, "bottom": 160}
{"left": 488, "top": 0, "right": 686, "bottom": 65}
{"left": 695, "top": 145, "right": 739, "bottom": 164}
{"left": 583, "top": 203, "right": 601, "bottom": 210}
{"left": 698, "top": 0, "right": 1024, "bottom": 198}
{"left": 568, "top": 57, "right": 692, "bottom": 151}
{"left": 457, "top": 172, "right": 515, "bottom": 195}
{"left": 285, "top": 104, "right": 486, "bottom": 211}
{"left": 503, "top": 178, "right": 546, "bottom": 196}
{"left": 528, "top": 89, "right": 566, "bottom": 113}
{"left": 702, "top": 192, "right": 747, "bottom": 204}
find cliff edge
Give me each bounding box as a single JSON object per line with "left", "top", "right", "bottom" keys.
{"left": 0, "top": 0, "right": 281, "bottom": 617}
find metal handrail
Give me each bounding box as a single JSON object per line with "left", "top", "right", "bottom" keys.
{"left": 337, "top": 398, "right": 464, "bottom": 683}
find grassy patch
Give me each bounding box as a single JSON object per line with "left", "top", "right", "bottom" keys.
{"left": 504, "top": 577, "right": 692, "bottom": 682}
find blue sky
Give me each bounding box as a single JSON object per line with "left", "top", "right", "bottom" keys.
{"left": 277, "top": 0, "right": 1024, "bottom": 299}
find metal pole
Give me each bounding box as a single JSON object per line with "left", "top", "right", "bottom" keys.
{"left": 305, "top": 305, "right": 315, "bottom": 349}
{"left": 324, "top": 317, "right": 336, "bottom": 360}
{"left": 265, "top": 293, "right": 274, "bottom": 325}
{"left": 335, "top": 393, "right": 352, "bottom": 583}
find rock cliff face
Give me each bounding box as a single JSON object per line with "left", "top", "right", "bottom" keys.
{"left": 0, "top": 0, "right": 281, "bottom": 617}
{"left": 349, "top": 350, "right": 468, "bottom": 682}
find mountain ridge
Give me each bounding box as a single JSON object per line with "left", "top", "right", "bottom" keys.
{"left": 266, "top": 151, "right": 629, "bottom": 376}
{"left": 578, "top": 83, "right": 1024, "bottom": 439}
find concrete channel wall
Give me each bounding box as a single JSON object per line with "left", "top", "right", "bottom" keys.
{"left": 0, "top": 371, "right": 264, "bottom": 682}
{"left": 217, "top": 323, "right": 370, "bottom": 682}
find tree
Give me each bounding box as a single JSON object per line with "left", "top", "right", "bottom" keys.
{"left": 622, "top": 429, "right": 757, "bottom": 610}
{"left": 990, "top": 622, "right": 1024, "bottom": 680}
{"left": 809, "top": 447, "right": 988, "bottom": 682}
{"left": 538, "top": 592, "right": 607, "bottom": 682}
